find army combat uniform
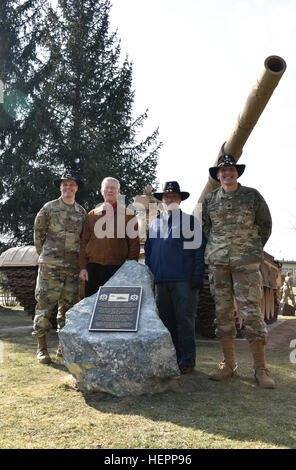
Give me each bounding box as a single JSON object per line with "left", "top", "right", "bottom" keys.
{"left": 202, "top": 183, "right": 272, "bottom": 344}
{"left": 202, "top": 154, "right": 275, "bottom": 388}
{"left": 32, "top": 197, "right": 86, "bottom": 337}
{"left": 281, "top": 275, "right": 295, "bottom": 306}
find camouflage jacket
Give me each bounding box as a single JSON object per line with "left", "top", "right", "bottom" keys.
{"left": 202, "top": 184, "right": 272, "bottom": 266}
{"left": 34, "top": 197, "right": 87, "bottom": 271}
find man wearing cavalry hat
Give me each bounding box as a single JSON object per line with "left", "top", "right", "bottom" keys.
{"left": 202, "top": 154, "right": 275, "bottom": 388}
{"left": 145, "top": 181, "right": 206, "bottom": 374}
{"left": 32, "top": 170, "right": 87, "bottom": 364}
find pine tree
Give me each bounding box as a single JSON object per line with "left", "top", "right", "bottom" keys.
{"left": 43, "top": 0, "right": 161, "bottom": 207}
{"left": 0, "top": 0, "right": 50, "bottom": 246}
{"left": 0, "top": 0, "right": 161, "bottom": 248}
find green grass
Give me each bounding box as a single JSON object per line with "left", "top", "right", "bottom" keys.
{"left": 1, "top": 307, "right": 296, "bottom": 449}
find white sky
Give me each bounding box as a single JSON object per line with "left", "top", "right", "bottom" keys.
{"left": 110, "top": 0, "right": 296, "bottom": 261}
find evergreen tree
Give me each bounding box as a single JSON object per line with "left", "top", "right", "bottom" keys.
{"left": 0, "top": 0, "right": 50, "bottom": 246}
{"left": 0, "top": 0, "right": 161, "bottom": 248}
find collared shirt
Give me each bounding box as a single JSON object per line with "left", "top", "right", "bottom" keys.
{"left": 34, "top": 197, "right": 87, "bottom": 270}
{"left": 103, "top": 201, "right": 118, "bottom": 220}
{"left": 202, "top": 183, "right": 272, "bottom": 266}
{"left": 145, "top": 209, "right": 206, "bottom": 283}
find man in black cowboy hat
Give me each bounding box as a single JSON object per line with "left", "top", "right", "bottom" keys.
{"left": 32, "top": 170, "right": 87, "bottom": 364}
{"left": 145, "top": 181, "right": 206, "bottom": 374}
{"left": 202, "top": 154, "right": 275, "bottom": 388}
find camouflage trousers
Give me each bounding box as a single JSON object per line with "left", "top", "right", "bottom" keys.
{"left": 32, "top": 265, "right": 80, "bottom": 338}
{"left": 281, "top": 291, "right": 295, "bottom": 306}
{"left": 208, "top": 263, "right": 268, "bottom": 344}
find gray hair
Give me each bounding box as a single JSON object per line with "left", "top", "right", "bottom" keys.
{"left": 101, "top": 177, "right": 120, "bottom": 190}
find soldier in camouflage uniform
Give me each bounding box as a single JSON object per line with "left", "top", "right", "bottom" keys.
{"left": 202, "top": 154, "right": 275, "bottom": 388}
{"left": 32, "top": 171, "right": 87, "bottom": 364}
{"left": 281, "top": 273, "right": 295, "bottom": 306}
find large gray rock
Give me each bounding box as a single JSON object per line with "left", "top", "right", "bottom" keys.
{"left": 59, "top": 260, "right": 180, "bottom": 396}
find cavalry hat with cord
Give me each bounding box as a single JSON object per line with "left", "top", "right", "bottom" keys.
{"left": 209, "top": 155, "right": 245, "bottom": 181}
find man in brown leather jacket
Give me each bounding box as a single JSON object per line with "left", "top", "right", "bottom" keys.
{"left": 79, "top": 177, "right": 140, "bottom": 296}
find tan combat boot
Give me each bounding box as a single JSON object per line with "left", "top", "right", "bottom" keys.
{"left": 250, "top": 341, "right": 276, "bottom": 389}
{"left": 210, "top": 336, "right": 238, "bottom": 381}
{"left": 37, "top": 335, "right": 51, "bottom": 364}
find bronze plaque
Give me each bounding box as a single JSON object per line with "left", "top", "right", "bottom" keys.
{"left": 89, "top": 286, "right": 143, "bottom": 332}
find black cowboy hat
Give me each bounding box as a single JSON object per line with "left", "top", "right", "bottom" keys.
{"left": 209, "top": 154, "right": 245, "bottom": 181}
{"left": 153, "top": 181, "right": 190, "bottom": 201}
{"left": 54, "top": 170, "right": 84, "bottom": 189}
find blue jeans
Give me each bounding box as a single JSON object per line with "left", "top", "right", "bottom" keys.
{"left": 155, "top": 281, "right": 197, "bottom": 367}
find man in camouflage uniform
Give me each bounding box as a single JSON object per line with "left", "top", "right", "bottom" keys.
{"left": 202, "top": 154, "right": 275, "bottom": 388}
{"left": 32, "top": 171, "right": 86, "bottom": 364}
{"left": 281, "top": 272, "right": 296, "bottom": 306}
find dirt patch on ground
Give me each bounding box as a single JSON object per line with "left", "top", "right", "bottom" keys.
{"left": 197, "top": 317, "right": 296, "bottom": 351}
{"left": 266, "top": 318, "right": 296, "bottom": 350}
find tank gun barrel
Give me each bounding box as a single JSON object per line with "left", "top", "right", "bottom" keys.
{"left": 195, "top": 55, "right": 286, "bottom": 208}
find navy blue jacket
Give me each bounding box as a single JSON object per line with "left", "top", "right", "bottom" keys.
{"left": 144, "top": 210, "right": 206, "bottom": 283}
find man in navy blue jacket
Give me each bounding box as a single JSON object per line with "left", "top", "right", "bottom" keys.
{"left": 145, "top": 181, "right": 206, "bottom": 374}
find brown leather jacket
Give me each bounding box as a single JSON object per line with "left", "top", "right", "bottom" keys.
{"left": 79, "top": 202, "right": 140, "bottom": 269}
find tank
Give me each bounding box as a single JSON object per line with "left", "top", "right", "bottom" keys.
{"left": 0, "top": 246, "right": 82, "bottom": 326}
{"left": 0, "top": 246, "right": 39, "bottom": 317}
{"left": 195, "top": 55, "right": 286, "bottom": 338}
